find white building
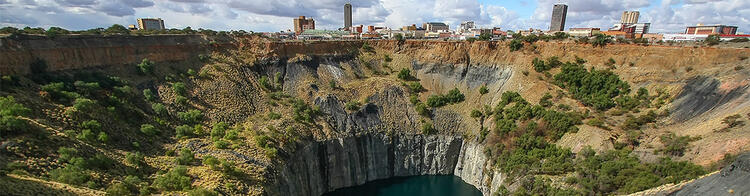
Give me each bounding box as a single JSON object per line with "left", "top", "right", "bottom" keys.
{"left": 662, "top": 34, "right": 708, "bottom": 41}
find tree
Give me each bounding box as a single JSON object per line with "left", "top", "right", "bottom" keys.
{"left": 397, "top": 68, "right": 412, "bottom": 80}
{"left": 479, "top": 85, "right": 489, "bottom": 95}
{"left": 591, "top": 33, "right": 611, "bottom": 48}
{"left": 137, "top": 59, "right": 154, "bottom": 74}
{"left": 478, "top": 33, "right": 492, "bottom": 41}
{"left": 152, "top": 166, "right": 192, "bottom": 191}
{"left": 140, "top": 124, "right": 159, "bottom": 136}
{"left": 722, "top": 114, "right": 744, "bottom": 128}
{"left": 178, "top": 109, "right": 203, "bottom": 124}
{"left": 104, "top": 24, "right": 130, "bottom": 35}
{"left": 46, "top": 27, "right": 70, "bottom": 38}
{"left": 705, "top": 34, "right": 721, "bottom": 46}
{"left": 0, "top": 96, "right": 31, "bottom": 134}
{"left": 509, "top": 39, "right": 523, "bottom": 52}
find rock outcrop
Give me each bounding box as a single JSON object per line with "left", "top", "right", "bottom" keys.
{"left": 669, "top": 153, "right": 750, "bottom": 196}
{"left": 273, "top": 133, "right": 504, "bottom": 196}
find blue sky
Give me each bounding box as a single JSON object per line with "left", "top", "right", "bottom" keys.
{"left": 1, "top": 0, "right": 748, "bottom": 34}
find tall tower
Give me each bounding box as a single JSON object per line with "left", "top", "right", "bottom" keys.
{"left": 344, "top": 3, "right": 352, "bottom": 29}
{"left": 621, "top": 11, "right": 639, "bottom": 24}
{"left": 549, "top": 4, "right": 568, "bottom": 31}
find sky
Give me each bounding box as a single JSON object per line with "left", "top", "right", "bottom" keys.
{"left": 0, "top": 0, "right": 748, "bottom": 33}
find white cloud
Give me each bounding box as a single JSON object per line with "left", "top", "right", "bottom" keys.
{"left": 0, "top": 0, "right": 748, "bottom": 33}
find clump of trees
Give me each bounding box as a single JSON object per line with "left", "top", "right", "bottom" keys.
{"left": 425, "top": 88, "right": 465, "bottom": 107}
{"left": 0, "top": 96, "right": 31, "bottom": 135}
{"left": 553, "top": 61, "right": 631, "bottom": 111}
{"left": 532, "top": 56, "right": 563, "bottom": 72}
{"left": 509, "top": 39, "right": 523, "bottom": 52}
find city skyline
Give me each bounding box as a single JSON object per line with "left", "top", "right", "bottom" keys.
{"left": 0, "top": 0, "right": 748, "bottom": 33}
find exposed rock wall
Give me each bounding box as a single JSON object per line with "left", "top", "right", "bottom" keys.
{"left": 0, "top": 34, "right": 232, "bottom": 75}
{"left": 273, "top": 133, "right": 502, "bottom": 196}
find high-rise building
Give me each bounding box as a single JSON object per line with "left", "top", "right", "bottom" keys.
{"left": 137, "top": 18, "right": 165, "bottom": 31}
{"left": 621, "top": 11, "right": 640, "bottom": 24}
{"left": 549, "top": 4, "right": 568, "bottom": 31}
{"left": 293, "top": 16, "right": 315, "bottom": 35}
{"left": 459, "top": 21, "right": 475, "bottom": 33}
{"left": 344, "top": 3, "right": 352, "bottom": 29}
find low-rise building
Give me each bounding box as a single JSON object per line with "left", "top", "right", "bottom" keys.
{"left": 568, "top": 28, "right": 600, "bottom": 37}
{"left": 423, "top": 22, "right": 449, "bottom": 32}
{"left": 602, "top": 31, "right": 628, "bottom": 39}
{"left": 686, "top": 24, "right": 737, "bottom": 35}
{"left": 641, "top": 33, "right": 663, "bottom": 42}
{"left": 137, "top": 18, "right": 165, "bottom": 31}
{"left": 662, "top": 34, "right": 708, "bottom": 41}
{"left": 297, "top": 29, "right": 349, "bottom": 40}
{"left": 609, "top": 23, "right": 650, "bottom": 34}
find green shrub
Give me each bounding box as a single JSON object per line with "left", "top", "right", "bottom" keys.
{"left": 143, "top": 89, "right": 156, "bottom": 102}
{"left": 291, "top": 99, "right": 320, "bottom": 123}
{"left": 591, "top": 33, "right": 611, "bottom": 48}
{"left": 213, "top": 140, "right": 229, "bottom": 149}
{"left": 152, "top": 166, "right": 192, "bottom": 191}
{"left": 172, "top": 82, "right": 187, "bottom": 96}
{"left": 80, "top": 120, "right": 101, "bottom": 131}
{"left": 178, "top": 109, "right": 203, "bottom": 124}
{"left": 202, "top": 155, "right": 220, "bottom": 169}
{"left": 0, "top": 96, "right": 31, "bottom": 134}
{"left": 328, "top": 80, "right": 337, "bottom": 89}
{"left": 151, "top": 103, "right": 167, "bottom": 115}
{"left": 49, "top": 164, "right": 90, "bottom": 186}
{"left": 705, "top": 34, "right": 720, "bottom": 46}
{"left": 406, "top": 82, "right": 424, "bottom": 93}
{"left": 73, "top": 98, "right": 96, "bottom": 112}
{"left": 539, "top": 93, "right": 553, "bottom": 107}
{"left": 415, "top": 102, "right": 430, "bottom": 117}
{"left": 137, "top": 59, "right": 154, "bottom": 74}
{"left": 175, "top": 95, "right": 188, "bottom": 105}
{"left": 187, "top": 69, "right": 197, "bottom": 76}
{"left": 125, "top": 152, "right": 145, "bottom": 169}
{"left": 97, "top": 132, "right": 109, "bottom": 143}
{"left": 188, "top": 188, "right": 218, "bottom": 196}
{"left": 268, "top": 112, "right": 282, "bottom": 120}
{"left": 345, "top": 100, "right": 361, "bottom": 111}
{"left": 210, "top": 122, "right": 228, "bottom": 141}
{"left": 722, "top": 114, "right": 745, "bottom": 128}
{"left": 384, "top": 54, "right": 393, "bottom": 62}
{"left": 622, "top": 110, "right": 657, "bottom": 130}
{"left": 105, "top": 183, "right": 132, "bottom": 196}
{"left": 397, "top": 68, "right": 412, "bottom": 80}
{"left": 509, "top": 39, "right": 523, "bottom": 52}
{"left": 175, "top": 149, "right": 195, "bottom": 165}
{"left": 409, "top": 94, "right": 419, "bottom": 104}
{"left": 73, "top": 81, "right": 101, "bottom": 96}
{"left": 224, "top": 128, "right": 239, "bottom": 141}
{"left": 532, "top": 56, "right": 562, "bottom": 72}
{"left": 479, "top": 85, "right": 489, "bottom": 95}
{"left": 174, "top": 125, "right": 193, "bottom": 139}
{"left": 426, "top": 88, "right": 465, "bottom": 107}
{"left": 259, "top": 76, "right": 275, "bottom": 91}
{"left": 77, "top": 129, "right": 97, "bottom": 142}
{"left": 659, "top": 133, "right": 699, "bottom": 156}
{"left": 140, "top": 124, "right": 159, "bottom": 136}
{"left": 421, "top": 122, "right": 437, "bottom": 135}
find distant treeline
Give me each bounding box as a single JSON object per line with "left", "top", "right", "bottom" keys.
{"left": 0, "top": 24, "right": 259, "bottom": 37}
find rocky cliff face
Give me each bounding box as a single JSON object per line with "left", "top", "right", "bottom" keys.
{"left": 273, "top": 133, "right": 505, "bottom": 196}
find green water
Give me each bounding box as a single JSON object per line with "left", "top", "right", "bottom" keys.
{"left": 323, "top": 175, "right": 482, "bottom": 196}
